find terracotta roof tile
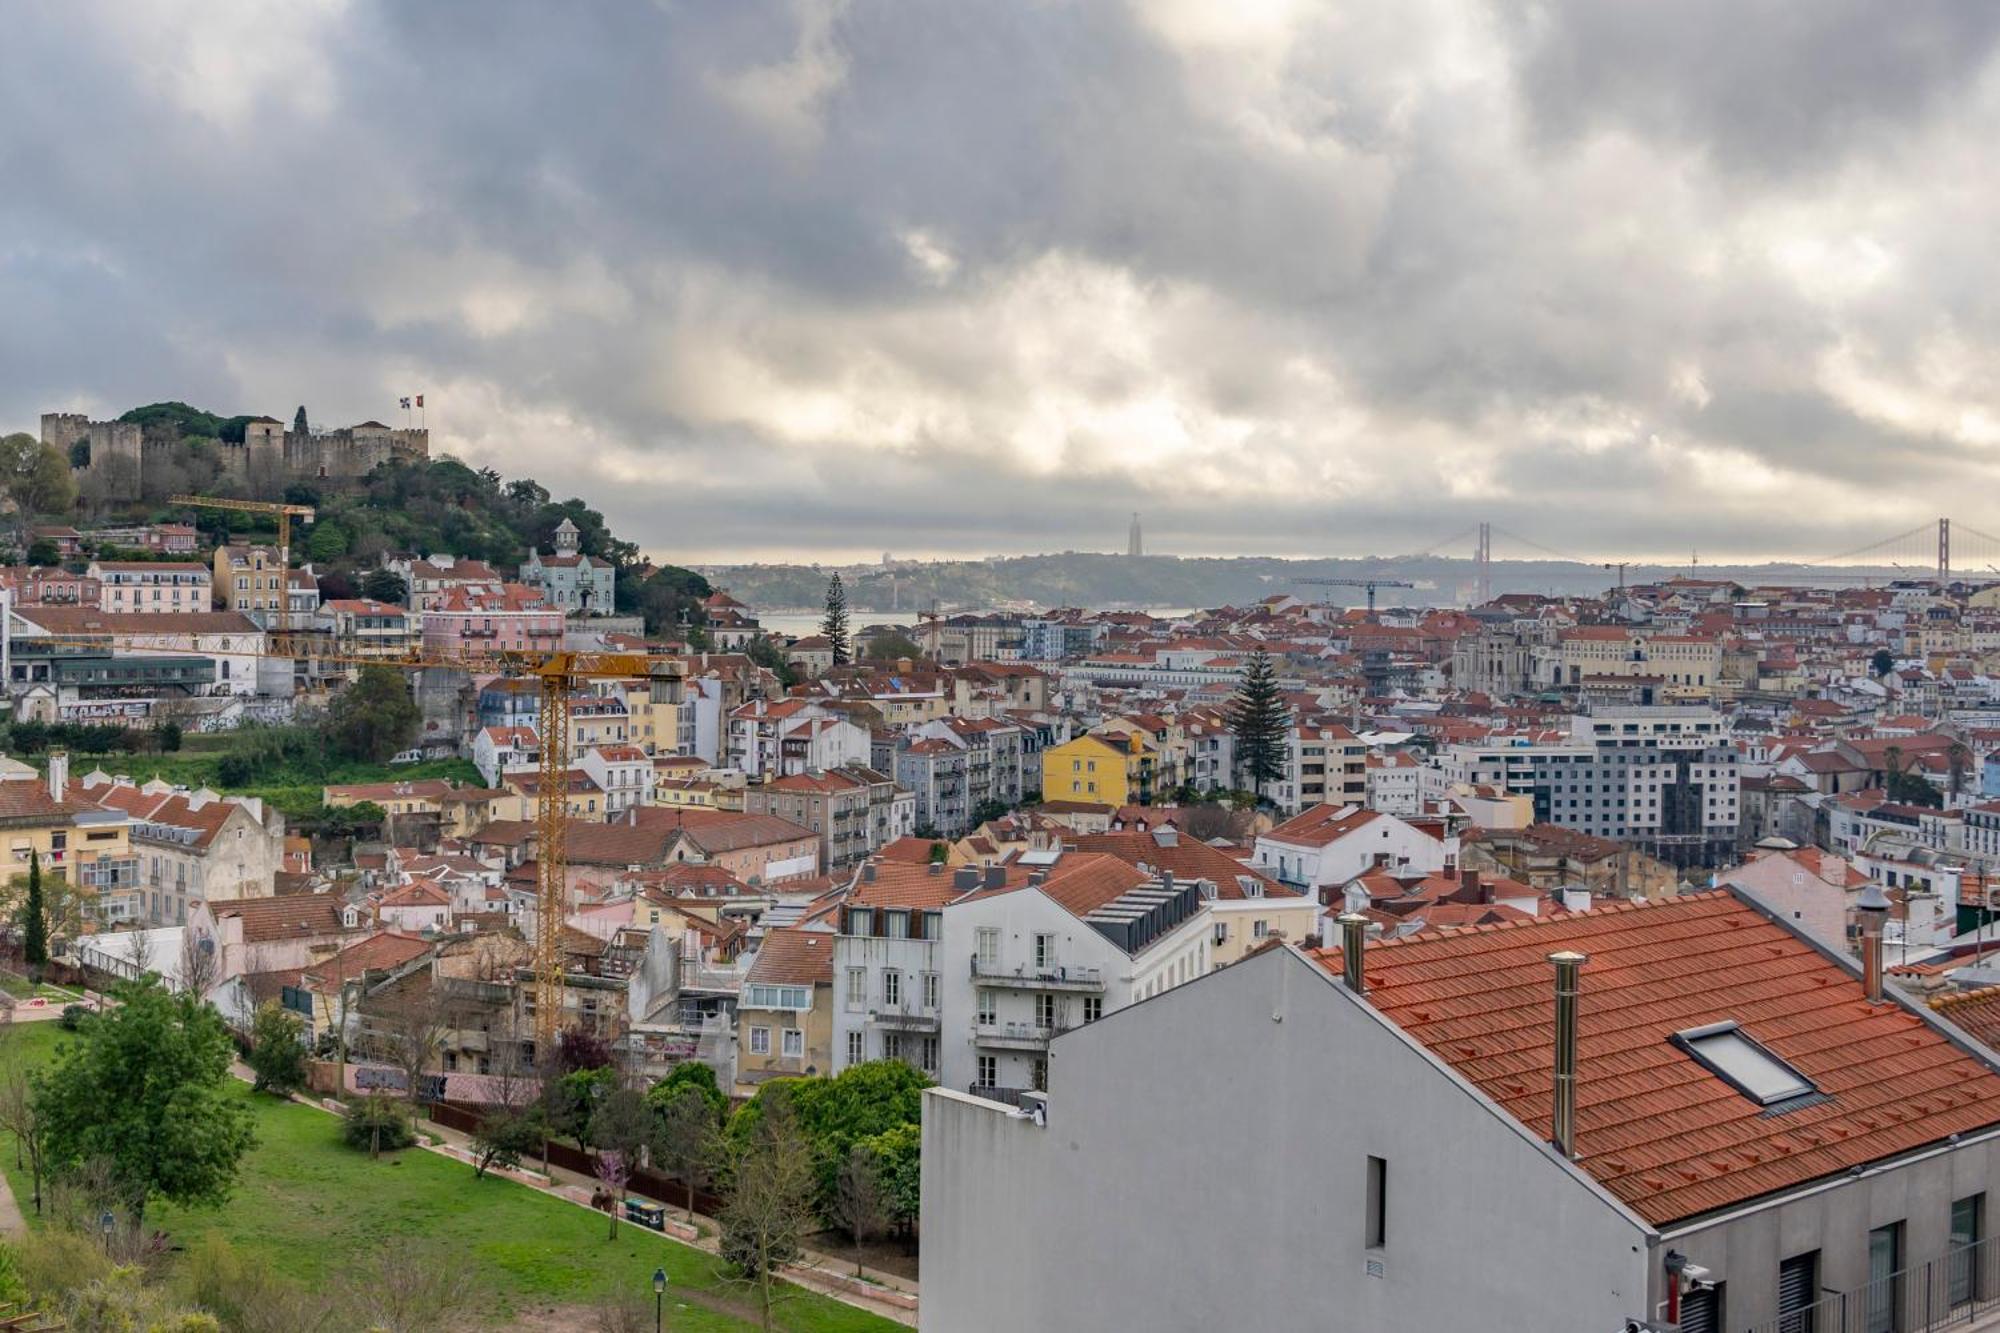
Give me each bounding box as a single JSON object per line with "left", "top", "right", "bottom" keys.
{"left": 1307, "top": 892, "right": 2000, "bottom": 1226}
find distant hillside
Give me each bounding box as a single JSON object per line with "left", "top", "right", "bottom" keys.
{"left": 702, "top": 552, "right": 1914, "bottom": 614}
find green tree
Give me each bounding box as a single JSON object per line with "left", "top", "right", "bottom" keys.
{"left": 744, "top": 634, "right": 798, "bottom": 688}
{"left": 863, "top": 630, "right": 922, "bottom": 662}
{"left": 649, "top": 1059, "right": 727, "bottom": 1120}
{"left": 246, "top": 1001, "right": 308, "bottom": 1096}
{"left": 24, "top": 538, "right": 60, "bottom": 568}
{"left": 33, "top": 977, "right": 255, "bottom": 1225}
{"left": 1227, "top": 649, "right": 1289, "bottom": 798}
{"left": 861, "top": 1121, "right": 921, "bottom": 1234}
{"left": 821, "top": 574, "right": 851, "bottom": 666}
{"left": 291, "top": 405, "right": 308, "bottom": 435}
{"left": 0, "top": 434, "right": 77, "bottom": 527}
{"left": 306, "top": 521, "right": 349, "bottom": 562}
{"left": 319, "top": 665, "right": 420, "bottom": 763}
{"left": 1871, "top": 648, "right": 1896, "bottom": 677}
{"left": 590, "top": 1087, "right": 653, "bottom": 1238}
{"left": 470, "top": 1101, "right": 543, "bottom": 1180}
{"left": 359, "top": 568, "right": 408, "bottom": 604}
{"left": 158, "top": 722, "right": 183, "bottom": 753}
{"left": 21, "top": 851, "right": 46, "bottom": 970}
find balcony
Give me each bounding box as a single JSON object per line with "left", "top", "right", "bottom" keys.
{"left": 868, "top": 1003, "right": 941, "bottom": 1033}
{"left": 967, "top": 1083, "right": 1033, "bottom": 1107}
{"left": 972, "top": 1021, "right": 1059, "bottom": 1051}
{"left": 970, "top": 955, "right": 1105, "bottom": 991}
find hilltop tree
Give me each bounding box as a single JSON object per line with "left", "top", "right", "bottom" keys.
{"left": 822, "top": 574, "right": 851, "bottom": 666}
{"left": 1228, "top": 650, "right": 1289, "bottom": 799}
{"left": 292, "top": 405, "right": 308, "bottom": 435}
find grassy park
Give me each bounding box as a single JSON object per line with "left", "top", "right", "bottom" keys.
{"left": 0, "top": 1023, "right": 900, "bottom": 1331}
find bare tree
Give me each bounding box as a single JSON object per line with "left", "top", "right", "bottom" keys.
{"left": 0, "top": 1026, "right": 46, "bottom": 1215}
{"left": 720, "top": 1089, "right": 818, "bottom": 1332}
{"left": 178, "top": 928, "right": 219, "bottom": 1002}
{"left": 832, "top": 1144, "right": 890, "bottom": 1277}
{"left": 122, "top": 926, "right": 155, "bottom": 982}
{"left": 652, "top": 1083, "right": 721, "bottom": 1223}
{"left": 362, "top": 976, "right": 455, "bottom": 1132}
{"left": 341, "top": 1243, "right": 476, "bottom": 1333}
{"left": 590, "top": 1087, "right": 652, "bottom": 1240}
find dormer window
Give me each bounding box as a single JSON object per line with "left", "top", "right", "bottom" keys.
{"left": 1670, "top": 1021, "right": 1817, "bottom": 1107}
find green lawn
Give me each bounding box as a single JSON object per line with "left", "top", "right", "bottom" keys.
{"left": 0, "top": 1025, "right": 897, "bottom": 1331}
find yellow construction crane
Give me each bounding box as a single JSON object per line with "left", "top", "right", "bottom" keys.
{"left": 36, "top": 628, "right": 669, "bottom": 1046}
{"left": 170, "top": 495, "right": 317, "bottom": 634}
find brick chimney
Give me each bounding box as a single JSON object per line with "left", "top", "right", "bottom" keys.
{"left": 1460, "top": 867, "right": 1490, "bottom": 904}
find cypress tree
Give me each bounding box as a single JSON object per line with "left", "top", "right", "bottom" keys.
{"left": 822, "top": 574, "right": 852, "bottom": 666}
{"left": 1228, "top": 650, "right": 1289, "bottom": 799}
{"left": 22, "top": 850, "right": 47, "bottom": 970}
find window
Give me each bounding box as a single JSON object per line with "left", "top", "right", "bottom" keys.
{"left": 1778, "top": 1251, "right": 1819, "bottom": 1333}
{"left": 922, "top": 972, "right": 940, "bottom": 1008}
{"left": 920, "top": 1035, "right": 938, "bottom": 1072}
{"left": 1670, "top": 1022, "right": 1815, "bottom": 1106}
{"left": 781, "top": 1029, "right": 804, "bottom": 1059}
{"left": 749, "top": 1026, "right": 771, "bottom": 1055}
{"left": 885, "top": 910, "right": 909, "bottom": 939}
{"left": 845, "top": 968, "right": 865, "bottom": 1012}
{"left": 976, "top": 1055, "right": 997, "bottom": 1087}
{"left": 976, "top": 989, "right": 996, "bottom": 1026}
{"left": 1951, "top": 1195, "right": 1985, "bottom": 1305}
{"left": 883, "top": 970, "right": 902, "bottom": 1006}
{"left": 1033, "top": 932, "right": 1055, "bottom": 969}
{"left": 1365, "top": 1156, "right": 1387, "bottom": 1249}
{"left": 1866, "top": 1222, "right": 1902, "bottom": 1333}
{"left": 1252, "top": 919, "right": 1269, "bottom": 940}
{"left": 1034, "top": 994, "right": 1056, "bottom": 1029}
{"left": 976, "top": 927, "right": 999, "bottom": 971}
{"left": 1083, "top": 996, "right": 1102, "bottom": 1023}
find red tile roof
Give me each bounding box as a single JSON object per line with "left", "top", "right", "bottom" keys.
{"left": 1308, "top": 892, "right": 2000, "bottom": 1225}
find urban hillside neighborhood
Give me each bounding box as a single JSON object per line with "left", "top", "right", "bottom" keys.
{"left": 6, "top": 407, "right": 2000, "bottom": 1330}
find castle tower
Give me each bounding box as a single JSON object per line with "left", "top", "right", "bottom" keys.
{"left": 554, "top": 517, "right": 581, "bottom": 554}
{"left": 1128, "top": 512, "right": 1143, "bottom": 558}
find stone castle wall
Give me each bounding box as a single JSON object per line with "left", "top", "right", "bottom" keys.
{"left": 44, "top": 411, "right": 429, "bottom": 498}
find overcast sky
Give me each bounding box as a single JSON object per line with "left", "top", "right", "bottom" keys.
{"left": 5, "top": 1, "right": 1998, "bottom": 565}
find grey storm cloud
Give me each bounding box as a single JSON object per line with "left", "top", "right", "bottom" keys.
{"left": 4, "top": 0, "right": 2000, "bottom": 564}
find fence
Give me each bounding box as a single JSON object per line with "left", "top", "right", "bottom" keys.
{"left": 1748, "top": 1234, "right": 2000, "bottom": 1333}
{"left": 427, "top": 1101, "right": 727, "bottom": 1217}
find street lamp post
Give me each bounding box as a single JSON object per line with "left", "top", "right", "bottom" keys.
{"left": 653, "top": 1267, "right": 668, "bottom": 1332}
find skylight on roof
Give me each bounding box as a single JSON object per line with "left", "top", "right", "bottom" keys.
{"left": 1670, "top": 1022, "right": 1817, "bottom": 1107}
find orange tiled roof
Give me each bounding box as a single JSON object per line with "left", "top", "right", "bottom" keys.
{"left": 1307, "top": 891, "right": 2000, "bottom": 1226}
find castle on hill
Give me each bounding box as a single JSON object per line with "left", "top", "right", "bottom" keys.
{"left": 41, "top": 410, "right": 429, "bottom": 501}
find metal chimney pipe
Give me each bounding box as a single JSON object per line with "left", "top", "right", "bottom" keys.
{"left": 1857, "top": 881, "right": 1891, "bottom": 1004}
{"left": 1549, "top": 950, "right": 1587, "bottom": 1160}
{"left": 1338, "top": 913, "right": 1369, "bottom": 994}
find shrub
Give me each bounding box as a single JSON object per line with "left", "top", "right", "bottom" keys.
{"left": 58, "top": 1004, "right": 88, "bottom": 1031}
{"left": 340, "top": 1095, "right": 415, "bottom": 1153}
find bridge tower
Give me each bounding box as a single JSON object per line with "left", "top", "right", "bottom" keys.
{"left": 1474, "top": 522, "right": 1492, "bottom": 605}
{"left": 1939, "top": 516, "right": 1951, "bottom": 588}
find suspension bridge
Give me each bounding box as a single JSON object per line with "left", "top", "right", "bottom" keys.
{"left": 1387, "top": 517, "right": 2000, "bottom": 598}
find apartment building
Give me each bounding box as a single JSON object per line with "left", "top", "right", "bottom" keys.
{"left": 1268, "top": 723, "right": 1367, "bottom": 813}
{"left": 924, "top": 891, "right": 2000, "bottom": 1332}
{"left": 1253, "top": 804, "right": 1459, "bottom": 898}
{"left": 315, "top": 598, "right": 417, "bottom": 659}
{"left": 740, "top": 765, "right": 915, "bottom": 871}
{"left": 830, "top": 860, "right": 960, "bottom": 1077}
{"left": 85, "top": 775, "right": 287, "bottom": 924}
{"left": 938, "top": 851, "right": 1211, "bottom": 1102}
{"left": 727, "top": 698, "right": 871, "bottom": 779}
{"left": 87, "top": 561, "right": 211, "bottom": 615}
{"left": 0, "top": 756, "right": 137, "bottom": 924}
{"left": 1039, "top": 732, "right": 1154, "bottom": 807}
{"left": 733, "top": 922, "right": 836, "bottom": 1095}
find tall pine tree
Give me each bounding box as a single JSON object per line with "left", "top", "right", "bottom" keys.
{"left": 822, "top": 573, "right": 852, "bottom": 666}
{"left": 1227, "top": 649, "right": 1289, "bottom": 800}
{"left": 22, "top": 849, "right": 47, "bottom": 970}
